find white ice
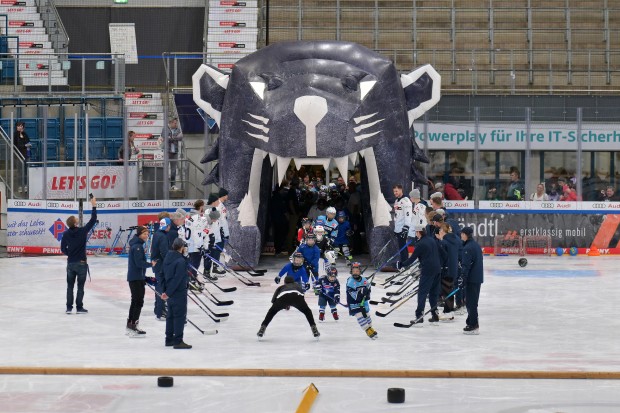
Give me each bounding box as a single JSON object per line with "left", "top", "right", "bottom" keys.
{"left": 0, "top": 254, "right": 619, "bottom": 412}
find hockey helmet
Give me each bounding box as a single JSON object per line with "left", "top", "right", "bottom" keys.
{"left": 336, "top": 211, "right": 347, "bottom": 221}
{"left": 292, "top": 252, "right": 304, "bottom": 266}
{"left": 306, "top": 232, "right": 317, "bottom": 245}
{"left": 350, "top": 262, "right": 362, "bottom": 275}
{"left": 314, "top": 225, "right": 325, "bottom": 235}
{"left": 325, "top": 250, "right": 336, "bottom": 265}
{"left": 301, "top": 217, "right": 312, "bottom": 226}
{"left": 326, "top": 206, "right": 337, "bottom": 217}
{"left": 320, "top": 185, "right": 328, "bottom": 193}
{"left": 328, "top": 267, "right": 338, "bottom": 279}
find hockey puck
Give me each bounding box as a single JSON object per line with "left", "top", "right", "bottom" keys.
{"left": 387, "top": 387, "right": 405, "bottom": 403}
{"left": 518, "top": 258, "right": 528, "bottom": 267}
{"left": 157, "top": 376, "right": 173, "bottom": 387}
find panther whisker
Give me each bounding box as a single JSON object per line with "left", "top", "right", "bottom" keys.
{"left": 248, "top": 113, "right": 269, "bottom": 124}
{"left": 242, "top": 119, "right": 270, "bottom": 134}
{"left": 353, "top": 118, "right": 384, "bottom": 133}
{"left": 246, "top": 132, "right": 269, "bottom": 142}
{"left": 353, "top": 112, "right": 378, "bottom": 124}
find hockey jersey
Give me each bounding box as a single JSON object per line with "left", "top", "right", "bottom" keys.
{"left": 346, "top": 276, "right": 371, "bottom": 315}
{"left": 317, "top": 276, "right": 341, "bottom": 301}
{"left": 333, "top": 220, "right": 351, "bottom": 246}
{"left": 298, "top": 243, "right": 321, "bottom": 275}
{"left": 216, "top": 203, "right": 230, "bottom": 238}
{"left": 183, "top": 209, "right": 207, "bottom": 253}
{"left": 393, "top": 196, "right": 412, "bottom": 233}
{"left": 316, "top": 215, "right": 338, "bottom": 239}
{"left": 408, "top": 201, "right": 428, "bottom": 237}
{"left": 278, "top": 262, "right": 309, "bottom": 285}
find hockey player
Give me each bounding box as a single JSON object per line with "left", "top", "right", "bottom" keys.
{"left": 317, "top": 267, "right": 341, "bottom": 321}
{"left": 393, "top": 184, "right": 412, "bottom": 263}
{"left": 332, "top": 211, "right": 353, "bottom": 265}
{"left": 257, "top": 275, "right": 320, "bottom": 339}
{"left": 151, "top": 217, "right": 171, "bottom": 320}
{"left": 161, "top": 238, "right": 192, "bottom": 349}
{"left": 207, "top": 193, "right": 228, "bottom": 275}
{"left": 298, "top": 233, "right": 321, "bottom": 279}
{"left": 313, "top": 225, "right": 336, "bottom": 269}
{"left": 201, "top": 207, "right": 222, "bottom": 281}
{"left": 346, "top": 262, "right": 378, "bottom": 339}
{"left": 297, "top": 217, "right": 313, "bottom": 245}
{"left": 184, "top": 200, "right": 207, "bottom": 276}
{"left": 408, "top": 188, "right": 428, "bottom": 242}
{"left": 316, "top": 206, "right": 339, "bottom": 240}
{"left": 275, "top": 252, "right": 310, "bottom": 290}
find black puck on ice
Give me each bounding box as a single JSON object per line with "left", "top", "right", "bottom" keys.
{"left": 518, "top": 258, "right": 528, "bottom": 267}
{"left": 387, "top": 387, "right": 405, "bottom": 403}
{"left": 158, "top": 376, "right": 174, "bottom": 387}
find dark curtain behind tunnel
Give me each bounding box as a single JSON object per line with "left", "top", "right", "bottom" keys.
{"left": 57, "top": 7, "right": 204, "bottom": 88}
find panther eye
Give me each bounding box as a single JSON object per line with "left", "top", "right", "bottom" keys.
{"left": 342, "top": 75, "right": 359, "bottom": 92}
{"left": 260, "top": 72, "right": 283, "bottom": 91}
{"left": 249, "top": 80, "right": 266, "bottom": 100}
{"left": 359, "top": 75, "right": 377, "bottom": 100}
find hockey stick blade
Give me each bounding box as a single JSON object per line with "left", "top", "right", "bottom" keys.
{"left": 188, "top": 264, "right": 238, "bottom": 293}
{"left": 393, "top": 322, "right": 415, "bottom": 328}
{"left": 392, "top": 287, "right": 460, "bottom": 328}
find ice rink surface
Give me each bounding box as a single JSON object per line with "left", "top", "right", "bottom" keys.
{"left": 0, "top": 253, "right": 619, "bottom": 412}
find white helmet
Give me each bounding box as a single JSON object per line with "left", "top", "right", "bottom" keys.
{"left": 325, "top": 250, "right": 336, "bottom": 265}
{"left": 314, "top": 225, "right": 325, "bottom": 241}
{"left": 326, "top": 206, "right": 337, "bottom": 216}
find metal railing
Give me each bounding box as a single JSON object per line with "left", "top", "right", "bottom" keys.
{"left": 35, "top": 0, "right": 69, "bottom": 60}
{"left": 0, "top": 119, "right": 26, "bottom": 199}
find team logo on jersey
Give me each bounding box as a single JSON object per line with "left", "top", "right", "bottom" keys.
{"left": 49, "top": 218, "right": 66, "bottom": 241}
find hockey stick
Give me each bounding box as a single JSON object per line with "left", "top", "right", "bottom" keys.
{"left": 187, "top": 292, "right": 223, "bottom": 323}
{"left": 371, "top": 284, "right": 420, "bottom": 306}
{"left": 188, "top": 288, "right": 229, "bottom": 319}
{"left": 108, "top": 227, "right": 125, "bottom": 255}
{"left": 318, "top": 291, "right": 348, "bottom": 308}
{"left": 393, "top": 287, "right": 460, "bottom": 328}
{"left": 367, "top": 239, "right": 413, "bottom": 283}
{"left": 224, "top": 240, "right": 267, "bottom": 273}
{"left": 385, "top": 275, "right": 417, "bottom": 296}
{"left": 374, "top": 285, "right": 421, "bottom": 317}
{"left": 202, "top": 251, "right": 260, "bottom": 287}
{"left": 373, "top": 238, "right": 393, "bottom": 268}
{"left": 187, "top": 271, "right": 234, "bottom": 306}
{"left": 188, "top": 263, "right": 237, "bottom": 293}
{"left": 146, "top": 284, "right": 218, "bottom": 334}
{"left": 215, "top": 244, "right": 264, "bottom": 277}
{"left": 376, "top": 260, "right": 420, "bottom": 287}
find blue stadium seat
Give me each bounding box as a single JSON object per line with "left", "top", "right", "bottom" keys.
{"left": 106, "top": 138, "right": 123, "bottom": 161}
{"left": 105, "top": 117, "right": 123, "bottom": 141}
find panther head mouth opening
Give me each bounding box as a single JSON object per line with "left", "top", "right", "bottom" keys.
{"left": 193, "top": 41, "right": 440, "bottom": 265}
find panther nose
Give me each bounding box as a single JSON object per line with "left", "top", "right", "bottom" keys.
{"left": 293, "top": 95, "right": 328, "bottom": 157}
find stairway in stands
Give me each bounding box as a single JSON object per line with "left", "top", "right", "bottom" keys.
{"left": 0, "top": 0, "right": 67, "bottom": 86}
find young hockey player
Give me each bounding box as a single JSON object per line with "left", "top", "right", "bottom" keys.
{"left": 297, "top": 217, "right": 313, "bottom": 245}
{"left": 316, "top": 206, "right": 339, "bottom": 240}
{"left": 298, "top": 233, "right": 321, "bottom": 279}
{"left": 332, "top": 211, "right": 354, "bottom": 265}
{"left": 317, "top": 267, "right": 341, "bottom": 321}
{"left": 346, "top": 262, "right": 378, "bottom": 339}
{"left": 275, "top": 252, "right": 310, "bottom": 291}
{"left": 257, "top": 275, "right": 320, "bottom": 339}
{"left": 313, "top": 225, "right": 336, "bottom": 269}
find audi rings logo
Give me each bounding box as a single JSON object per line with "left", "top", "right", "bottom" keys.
{"left": 14, "top": 201, "right": 27, "bottom": 206}
{"left": 47, "top": 202, "right": 60, "bottom": 208}
{"left": 171, "top": 201, "right": 187, "bottom": 207}
{"left": 132, "top": 202, "right": 146, "bottom": 207}
{"left": 97, "top": 202, "right": 105, "bottom": 208}
{"left": 592, "top": 203, "right": 606, "bottom": 209}
{"left": 489, "top": 202, "right": 503, "bottom": 208}
{"left": 540, "top": 202, "right": 554, "bottom": 208}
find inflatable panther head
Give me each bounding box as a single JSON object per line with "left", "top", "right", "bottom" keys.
{"left": 193, "top": 41, "right": 440, "bottom": 265}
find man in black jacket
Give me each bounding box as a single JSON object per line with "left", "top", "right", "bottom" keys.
{"left": 60, "top": 196, "right": 97, "bottom": 314}
{"left": 460, "top": 226, "right": 484, "bottom": 335}
{"left": 162, "top": 238, "right": 191, "bottom": 349}
{"left": 151, "top": 217, "right": 171, "bottom": 320}
{"left": 257, "top": 276, "right": 319, "bottom": 339}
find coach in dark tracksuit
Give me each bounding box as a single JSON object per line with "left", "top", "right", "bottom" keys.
{"left": 60, "top": 196, "right": 97, "bottom": 314}
{"left": 126, "top": 226, "right": 154, "bottom": 336}
{"left": 151, "top": 218, "right": 171, "bottom": 320}
{"left": 460, "top": 226, "right": 484, "bottom": 334}
{"left": 162, "top": 238, "right": 191, "bottom": 349}
{"left": 400, "top": 225, "right": 442, "bottom": 324}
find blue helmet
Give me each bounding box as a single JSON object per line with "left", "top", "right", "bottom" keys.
{"left": 336, "top": 211, "right": 347, "bottom": 220}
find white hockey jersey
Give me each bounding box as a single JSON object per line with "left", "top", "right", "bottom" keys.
{"left": 393, "top": 196, "right": 412, "bottom": 233}
{"left": 216, "top": 203, "right": 230, "bottom": 238}
{"left": 183, "top": 210, "right": 207, "bottom": 253}
{"left": 408, "top": 201, "right": 428, "bottom": 237}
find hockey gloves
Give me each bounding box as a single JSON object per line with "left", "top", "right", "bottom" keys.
{"left": 303, "top": 282, "right": 311, "bottom": 292}
{"left": 400, "top": 226, "right": 409, "bottom": 239}
{"left": 274, "top": 276, "right": 281, "bottom": 284}
{"left": 334, "top": 294, "right": 340, "bottom": 304}
{"left": 145, "top": 276, "right": 156, "bottom": 286}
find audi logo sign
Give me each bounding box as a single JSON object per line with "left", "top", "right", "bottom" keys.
{"left": 47, "top": 202, "right": 60, "bottom": 208}
{"left": 132, "top": 202, "right": 145, "bottom": 207}
{"left": 14, "top": 201, "right": 27, "bottom": 206}
{"left": 489, "top": 202, "right": 503, "bottom": 208}
{"left": 592, "top": 203, "right": 606, "bottom": 209}
{"left": 171, "top": 201, "right": 189, "bottom": 207}
{"left": 540, "top": 202, "right": 555, "bottom": 208}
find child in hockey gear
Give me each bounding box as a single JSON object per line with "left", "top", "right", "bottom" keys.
{"left": 161, "top": 238, "right": 192, "bottom": 349}
{"left": 346, "top": 263, "right": 378, "bottom": 339}
{"left": 126, "top": 226, "right": 156, "bottom": 337}
{"left": 257, "top": 276, "right": 319, "bottom": 339}
{"left": 275, "top": 252, "right": 310, "bottom": 290}
{"left": 297, "top": 218, "right": 313, "bottom": 245}
{"left": 298, "top": 233, "right": 321, "bottom": 278}
{"left": 332, "top": 211, "right": 354, "bottom": 265}
{"left": 316, "top": 207, "right": 338, "bottom": 240}
{"left": 317, "top": 267, "right": 341, "bottom": 321}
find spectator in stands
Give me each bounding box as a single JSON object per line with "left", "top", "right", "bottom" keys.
{"left": 444, "top": 175, "right": 465, "bottom": 200}
{"left": 505, "top": 167, "right": 524, "bottom": 200}
{"left": 599, "top": 186, "right": 620, "bottom": 202}
{"left": 530, "top": 183, "right": 550, "bottom": 201}
{"left": 560, "top": 183, "right": 578, "bottom": 201}
{"left": 13, "top": 121, "right": 30, "bottom": 193}
{"left": 485, "top": 186, "right": 499, "bottom": 200}
{"left": 163, "top": 118, "right": 183, "bottom": 190}
{"left": 118, "top": 130, "right": 139, "bottom": 162}
{"left": 547, "top": 182, "right": 561, "bottom": 201}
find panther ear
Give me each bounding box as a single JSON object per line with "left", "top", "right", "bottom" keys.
{"left": 192, "top": 64, "right": 229, "bottom": 127}
{"left": 400, "top": 64, "right": 441, "bottom": 126}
